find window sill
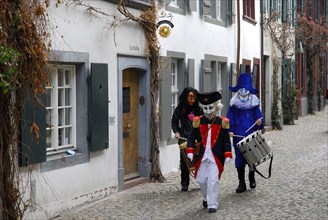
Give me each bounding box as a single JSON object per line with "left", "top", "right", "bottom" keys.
{"left": 40, "top": 151, "right": 90, "bottom": 172}
{"left": 104, "top": 0, "right": 150, "bottom": 10}
{"left": 243, "top": 15, "right": 257, "bottom": 25}
{"left": 204, "top": 16, "right": 226, "bottom": 27}
{"left": 166, "top": 5, "right": 185, "bottom": 15}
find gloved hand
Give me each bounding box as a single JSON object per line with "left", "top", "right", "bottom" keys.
{"left": 256, "top": 119, "right": 262, "bottom": 126}
{"left": 187, "top": 153, "right": 193, "bottom": 161}
{"left": 225, "top": 158, "right": 231, "bottom": 164}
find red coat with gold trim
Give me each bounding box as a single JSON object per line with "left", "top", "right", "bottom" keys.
{"left": 186, "top": 116, "right": 232, "bottom": 179}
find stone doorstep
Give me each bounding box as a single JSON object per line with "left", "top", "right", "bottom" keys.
{"left": 124, "top": 177, "right": 149, "bottom": 189}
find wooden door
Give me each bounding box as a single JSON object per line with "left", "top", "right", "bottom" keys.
{"left": 123, "top": 69, "right": 139, "bottom": 179}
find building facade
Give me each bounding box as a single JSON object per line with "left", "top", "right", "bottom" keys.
{"left": 16, "top": 0, "right": 327, "bottom": 219}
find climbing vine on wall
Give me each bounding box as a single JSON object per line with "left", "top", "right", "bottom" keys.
{"left": 117, "top": 0, "right": 165, "bottom": 182}
{"left": 0, "top": 0, "right": 50, "bottom": 219}
{"left": 295, "top": 16, "right": 328, "bottom": 114}
{"left": 70, "top": 0, "right": 165, "bottom": 182}
{"left": 263, "top": 11, "right": 297, "bottom": 128}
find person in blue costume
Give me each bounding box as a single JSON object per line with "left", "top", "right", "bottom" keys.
{"left": 227, "top": 73, "right": 264, "bottom": 193}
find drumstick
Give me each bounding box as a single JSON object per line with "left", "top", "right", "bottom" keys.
{"left": 245, "top": 117, "right": 263, "bottom": 133}
{"left": 179, "top": 137, "right": 188, "bottom": 141}
{"left": 233, "top": 135, "right": 245, "bottom": 138}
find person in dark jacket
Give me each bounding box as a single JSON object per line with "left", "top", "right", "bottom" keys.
{"left": 171, "top": 87, "right": 202, "bottom": 191}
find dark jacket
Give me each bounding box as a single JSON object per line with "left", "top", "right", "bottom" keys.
{"left": 171, "top": 103, "right": 202, "bottom": 144}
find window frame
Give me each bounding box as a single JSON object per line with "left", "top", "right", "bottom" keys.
{"left": 40, "top": 50, "right": 90, "bottom": 172}
{"left": 243, "top": 0, "right": 256, "bottom": 23}
{"left": 45, "top": 64, "right": 77, "bottom": 156}
{"left": 201, "top": 0, "right": 229, "bottom": 27}
{"left": 166, "top": 0, "right": 186, "bottom": 15}
{"left": 104, "top": 0, "right": 150, "bottom": 10}
{"left": 171, "top": 59, "right": 179, "bottom": 117}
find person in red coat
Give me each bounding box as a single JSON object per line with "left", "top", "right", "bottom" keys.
{"left": 186, "top": 91, "right": 232, "bottom": 213}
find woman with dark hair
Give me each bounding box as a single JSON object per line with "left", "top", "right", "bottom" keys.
{"left": 171, "top": 87, "right": 202, "bottom": 191}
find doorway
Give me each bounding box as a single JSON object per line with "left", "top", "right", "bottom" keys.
{"left": 122, "top": 69, "right": 139, "bottom": 180}
{"left": 117, "top": 55, "right": 151, "bottom": 191}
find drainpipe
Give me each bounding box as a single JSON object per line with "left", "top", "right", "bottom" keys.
{"left": 260, "top": 0, "right": 264, "bottom": 111}
{"left": 236, "top": 0, "right": 240, "bottom": 74}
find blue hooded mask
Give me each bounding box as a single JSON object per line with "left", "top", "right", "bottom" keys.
{"left": 229, "top": 73, "right": 258, "bottom": 94}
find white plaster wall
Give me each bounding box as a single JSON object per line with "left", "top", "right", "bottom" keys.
{"left": 24, "top": 1, "right": 148, "bottom": 218}
{"left": 239, "top": 0, "right": 261, "bottom": 63}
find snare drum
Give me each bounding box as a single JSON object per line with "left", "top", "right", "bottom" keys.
{"left": 237, "top": 131, "right": 273, "bottom": 168}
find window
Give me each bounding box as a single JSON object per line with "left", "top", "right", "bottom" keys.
{"left": 171, "top": 59, "right": 178, "bottom": 116}
{"left": 19, "top": 51, "right": 106, "bottom": 169}
{"left": 215, "top": 0, "right": 222, "bottom": 20}
{"left": 46, "top": 65, "right": 76, "bottom": 155}
{"left": 298, "top": 0, "right": 305, "bottom": 15}
{"left": 159, "top": 52, "right": 186, "bottom": 142}
{"left": 281, "top": 0, "right": 295, "bottom": 23}
{"left": 263, "top": 0, "right": 270, "bottom": 15}
{"left": 243, "top": 0, "right": 255, "bottom": 20}
{"left": 201, "top": 55, "right": 228, "bottom": 93}
{"left": 166, "top": 0, "right": 186, "bottom": 15}
{"left": 308, "top": 0, "right": 313, "bottom": 19}
{"left": 170, "top": 0, "right": 179, "bottom": 8}
{"left": 201, "top": 0, "right": 230, "bottom": 26}
{"left": 315, "top": 0, "right": 319, "bottom": 22}
{"left": 105, "top": 0, "right": 150, "bottom": 10}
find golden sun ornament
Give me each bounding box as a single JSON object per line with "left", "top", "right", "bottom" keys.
{"left": 159, "top": 25, "right": 171, "bottom": 38}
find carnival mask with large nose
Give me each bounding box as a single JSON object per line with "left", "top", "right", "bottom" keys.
{"left": 201, "top": 101, "right": 223, "bottom": 120}
{"left": 238, "top": 88, "right": 250, "bottom": 103}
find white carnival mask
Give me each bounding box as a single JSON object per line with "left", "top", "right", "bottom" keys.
{"left": 238, "top": 88, "right": 250, "bottom": 103}
{"left": 201, "top": 101, "right": 223, "bottom": 120}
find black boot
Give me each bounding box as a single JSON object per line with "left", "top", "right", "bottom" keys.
{"left": 249, "top": 171, "right": 256, "bottom": 189}
{"left": 236, "top": 168, "right": 246, "bottom": 193}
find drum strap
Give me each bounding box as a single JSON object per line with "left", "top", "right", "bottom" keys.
{"left": 253, "top": 156, "right": 273, "bottom": 179}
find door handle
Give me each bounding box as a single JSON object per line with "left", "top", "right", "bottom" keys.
{"left": 125, "top": 123, "right": 132, "bottom": 129}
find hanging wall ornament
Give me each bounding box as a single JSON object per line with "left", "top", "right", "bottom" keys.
{"left": 157, "top": 11, "right": 174, "bottom": 38}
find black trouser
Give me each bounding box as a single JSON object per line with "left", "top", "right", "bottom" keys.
{"left": 180, "top": 150, "right": 190, "bottom": 187}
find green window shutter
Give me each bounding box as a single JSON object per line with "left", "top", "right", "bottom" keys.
{"left": 282, "top": 58, "right": 290, "bottom": 98}
{"left": 19, "top": 94, "right": 46, "bottom": 166}
{"left": 227, "top": 0, "right": 234, "bottom": 24}
{"left": 252, "top": 65, "right": 258, "bottom": 89}
{"left": 188, "top": 59, "right": 195, "bottom": 87}
{"left": 177, "top": 0, "right": 184, "bottom": 9}
{"left": 202, "top": 0, "right": 211, "bottom": 16}
{"left": 240, "top": 64, "right": 246, "bottom": 74}
{"left": 220, "top": 0, "right": 227, "bottom": 22}
{"left": 188, "top": 0, "right": 197, "bottom": 12}
{"left": 90, "top": 63, "right": 109, "bottom": 152}
{"left": 201, "top": 59, "right": 212, "bottom": 92}
{"left": 159, "top": 56, "right": 172, "bottom": 141}
{"left": 282, "top": 0, "right": 288, "bottom": 21}
{"left": 230, "top": 63, "right": 237, "bottom": 88}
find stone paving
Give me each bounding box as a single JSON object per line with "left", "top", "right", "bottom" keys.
{"left": 57, "top": 108, "right": 328, "bottom": 220}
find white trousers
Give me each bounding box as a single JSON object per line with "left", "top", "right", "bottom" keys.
{"left": 196, "top": 158, "right": 219, "bottom": 209}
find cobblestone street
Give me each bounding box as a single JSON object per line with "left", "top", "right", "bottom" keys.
{"left": 57, "top": 108, "right": 328, "bottom": 220}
